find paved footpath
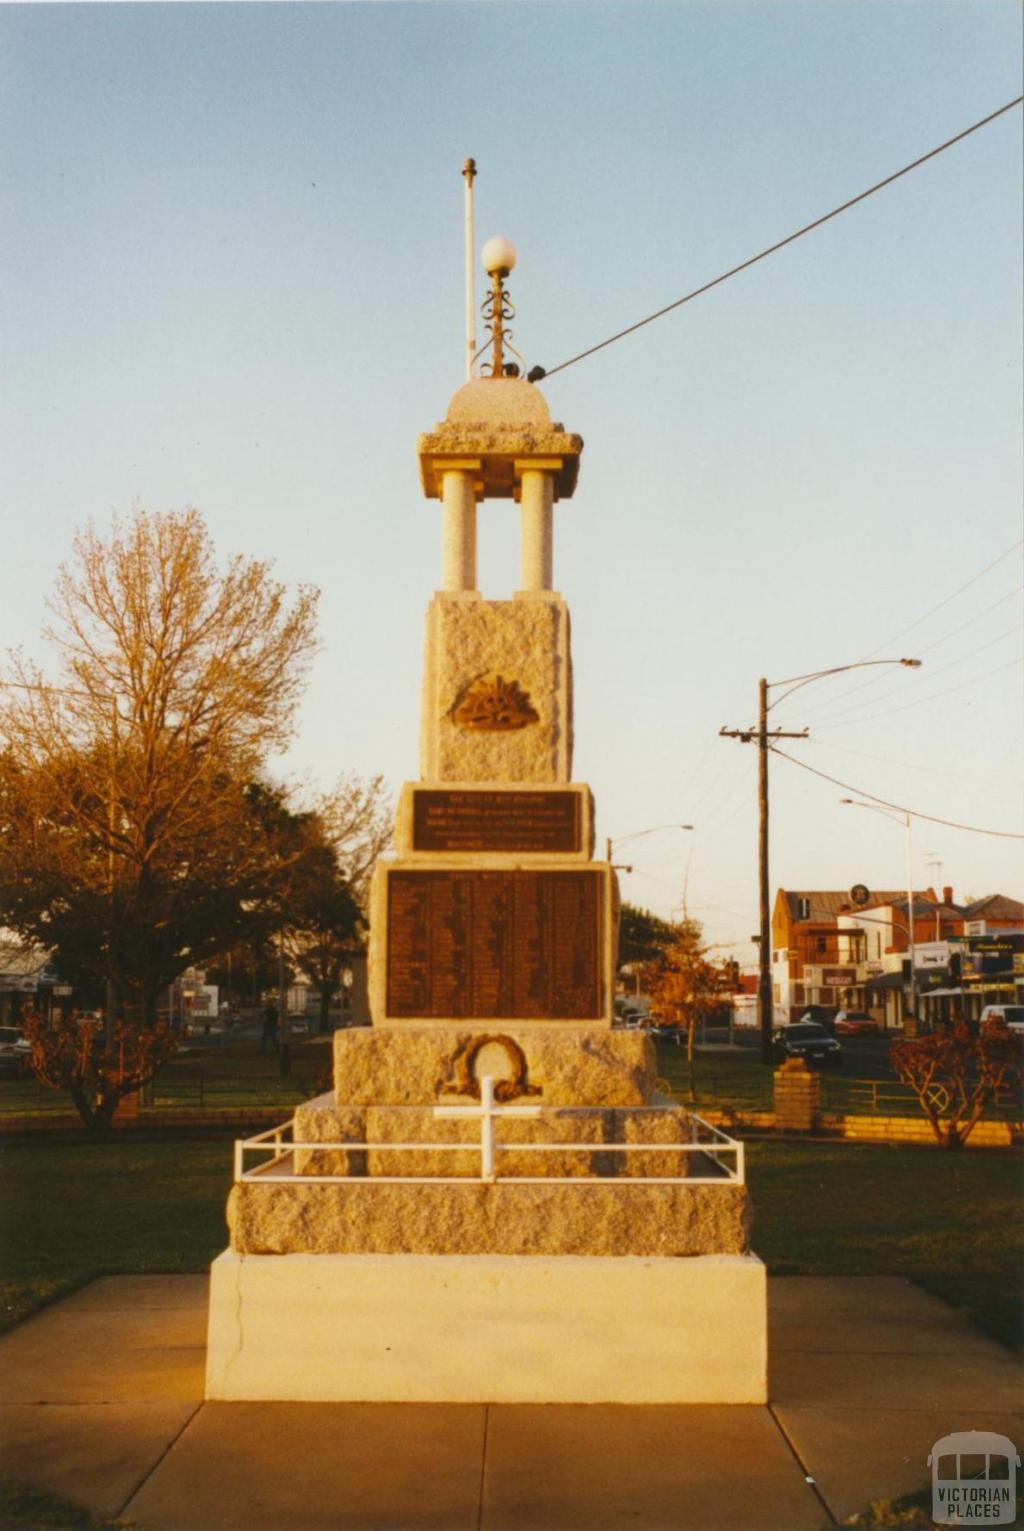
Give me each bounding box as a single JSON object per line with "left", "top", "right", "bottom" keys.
{"left": 0, "top": 1275, "right": 1021, "bottom": 1530}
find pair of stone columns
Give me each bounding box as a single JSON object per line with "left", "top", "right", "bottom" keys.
{"left": 441, "top": 464, "right": 555, "bottom": 594}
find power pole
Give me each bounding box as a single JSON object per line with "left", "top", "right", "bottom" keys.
{"left": 721, "top": 681, "right": 808, "bottom": 1066}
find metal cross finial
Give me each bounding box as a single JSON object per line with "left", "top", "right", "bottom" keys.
{"left": 434, "top": 1073, "right": 542, "bottom": 1180}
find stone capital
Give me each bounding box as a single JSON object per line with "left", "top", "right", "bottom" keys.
{"left": 418, "top": 429, "right": 582, "bottom": 501}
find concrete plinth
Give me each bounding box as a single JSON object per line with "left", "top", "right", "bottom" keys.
{"left": 205, "top": 1250, "right": 767, "bottom": 1404}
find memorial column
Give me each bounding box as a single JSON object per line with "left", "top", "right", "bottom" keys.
{"left": 516, "top": 459, "right": 559, "bottom": 592}
{"left": 440, "top": 465, "right": 479, "bottom": 591}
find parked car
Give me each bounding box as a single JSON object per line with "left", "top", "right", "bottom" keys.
{"left": 833, "top": 1010, "right": 880, "bottom": 1035}
{"left": 772, "top": 1022, "right": 843, "bottom": 1067}
{"left": 979, "top": 1005, "right": 1024, "bottom": 1034}
{"left": 0, "top": 1027, "right": 32, "bottom": 1077}
{"left": 614, "top": 1000, "right": 652, "bottom": 1030}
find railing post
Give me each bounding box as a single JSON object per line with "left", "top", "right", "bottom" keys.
{"left": 233, "top": 1139, "right": 243, "bottom": 1182}
{"left": 736, "top": 1140, "right": 746, "bottom": 1184}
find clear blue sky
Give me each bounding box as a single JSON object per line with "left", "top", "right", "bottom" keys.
{"left": 2, "top": 2, "right": 1021, "bottom": 960}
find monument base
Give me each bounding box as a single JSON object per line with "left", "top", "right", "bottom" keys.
{"left": 205, "top": 1249, "right": 767, "bottom": 1404}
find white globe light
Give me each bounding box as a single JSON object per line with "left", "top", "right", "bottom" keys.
{"left": 481, "top": 236, "right": 517, "bottom": 276}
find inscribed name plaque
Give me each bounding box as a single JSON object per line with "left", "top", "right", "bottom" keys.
{"left": 386, "top": 868, "right": 604, "bottom": 1020}
{"left": 413, "top": 789, "right": 581, "bottom": 853}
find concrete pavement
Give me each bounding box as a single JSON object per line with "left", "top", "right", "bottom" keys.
{"left": 0, "top": 1274, "right": 1021, "bottom": 1529}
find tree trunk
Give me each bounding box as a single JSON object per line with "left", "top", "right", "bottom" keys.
{"left": 686, "top": 1017, "right": 696, "bottom": 1101}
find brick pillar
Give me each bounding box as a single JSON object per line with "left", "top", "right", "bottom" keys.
{"left": 773, "top": 1058, "right": 820, "bottom": 1133}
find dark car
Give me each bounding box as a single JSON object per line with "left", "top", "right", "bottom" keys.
{"left": 772, "top": 1022, "right": 843, "bottom": 1067}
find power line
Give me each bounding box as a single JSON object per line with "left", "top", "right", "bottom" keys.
{"left": 801, "top": 735, "right": 1018, "bottom": 791}
{"left": 810, "top": 624, "right": 1021, "bottom": 726}
{"left": 778, "top": 547, "right": 1024, "bottom": 723}
{"left": 531, "top": 97, "right": 1022, "bottom": 382}
{"left": 916, "top": 586, "right": 1024, "bottom": 655}
{"left": 768, "top": 745, "right": 1024, "bottom": 839}
{"left": 855, "top": 539, "right": 1023, "bottom": 663}
{"left": 814, "top": 653, "right": 1022, "bottom": 730}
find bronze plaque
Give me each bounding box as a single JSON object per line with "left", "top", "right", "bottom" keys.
{"left": 386, "top": 868, "right": 603, "bottom": 1020}
{"left": 412, "top": 789, "right": 581, "bottom": 854}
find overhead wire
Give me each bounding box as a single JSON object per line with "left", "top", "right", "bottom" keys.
{"left": 533, "top": 97, "right": 1023, "bottom": 382}
{"left": 768, "top": 746, "right": 1024, "bottom": 838}
{"left": 809, "top": 623, "right": 1022, "bottom": 726}
{"left": 916, "top": 585, "right": 1024, "bottom": 655}
{"left": 797, "top": 735, "right": 1019, "bottom": 790}
{"left": 813, "top": 653, "right": 1022, "bottom": 730}
{"left": 772, "top": 545, "right": 1024, "bottom": 725}
{"left": 854, "top": 539, "right": 1023, "bottom": 664}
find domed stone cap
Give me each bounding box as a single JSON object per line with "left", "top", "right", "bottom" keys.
{"left": 445, "top": 377, "right": 554, "bottom": 430}
{"left": 419, "top": 379, "right": 582, "bottom": 501}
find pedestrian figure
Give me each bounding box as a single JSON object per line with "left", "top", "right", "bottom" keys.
{"left": 261, "top": 1002, "right": 280, "bottom": 1053}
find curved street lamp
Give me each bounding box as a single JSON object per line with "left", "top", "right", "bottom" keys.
{"left": 605, "top": 822, "right": 694, "bottom": 871}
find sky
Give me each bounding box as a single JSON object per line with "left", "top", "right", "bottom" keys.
{"left": 2, "top": 1, "right": 1021, "bottom": 964}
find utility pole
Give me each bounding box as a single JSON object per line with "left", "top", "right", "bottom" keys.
{"left": 721, "top": 682, "right": 808, "bottom": 1066}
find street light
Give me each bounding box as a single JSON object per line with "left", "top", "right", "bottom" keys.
{"left": 721, "top": 657, "right": 922, "bottom": 1065}
{"left": 605, "top": 823, "right": 694, "bottom": 870}
{"left": 0, "top": 679, "right": 120, "bottom": 1051}
{"left": 840, "top": 798, "right": 918, "bottom": 1029}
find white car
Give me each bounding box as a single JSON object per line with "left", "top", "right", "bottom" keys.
{"left": 979, "top": 1005, "right": 1024, "bottom": 1033}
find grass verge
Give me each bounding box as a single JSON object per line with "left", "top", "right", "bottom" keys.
{"left": 748, "top": 1140, "right": 1024, "bottom": 1350}
{"left": 0, "top": 1137, "right": 232, "bottom": 1330}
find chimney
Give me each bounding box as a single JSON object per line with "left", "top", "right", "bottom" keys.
{"left": 943, "top": 886, "right": 953, "bottom": 906}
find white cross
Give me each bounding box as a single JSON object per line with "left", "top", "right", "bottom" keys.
{"left": 434, "top": 1074, "right": 542, "bottom": 1181}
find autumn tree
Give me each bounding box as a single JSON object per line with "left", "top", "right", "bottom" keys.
{"left": 647, "top": 918, "right": 720, "bottom": 1095}
{"left": 891, "top": 1021, "right": 1022, "bottom": 1149}
{"left": 0, "top": 506, "right": 319, "bottom": 1121}
{"left": 21, "top": 1011, "right": 179, "bottom": 1141}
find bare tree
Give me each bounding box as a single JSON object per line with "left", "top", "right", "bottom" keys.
{"left": 317, "top": 773, "right": 392, "bottom": 909}
{"left": 891, "top": 1021, "right": 1021, "bottom": 1149}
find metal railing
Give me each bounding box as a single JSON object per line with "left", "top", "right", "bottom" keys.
{"left": 820, "top": 1076, "right": 1023, "bottom": 1119}
{"left": 234, "top": 1102, "right": 744, "bottom": 1187}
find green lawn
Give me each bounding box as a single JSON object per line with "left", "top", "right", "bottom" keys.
{"left": 0, "top": 1036, "right": 335, "bottom": 1118}
{"left": 0, "top": 1137, "right": 233, "bottom": 1330}
{"left": 748, "top": 1141, "right": 1024, "bottom": 1350}
{"left": 1, "top": 1134, "right": 1021, "bottom": 1350}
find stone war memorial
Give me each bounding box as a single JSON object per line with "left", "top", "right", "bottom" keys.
{"left": 205, "top": 228, "right": 767, "bottom": 1405}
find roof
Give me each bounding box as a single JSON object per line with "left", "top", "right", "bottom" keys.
{"left": 865, "top": 972, "right": 905, "bottom": 991}
{"left": 866, "top": 895, "right": 966, "bottom": 918}
{"left": 962, "top": 894, "right": 1024, "bottom": 922}
{"left": 780, "top": 890, "right": 924, "bottom": 923}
